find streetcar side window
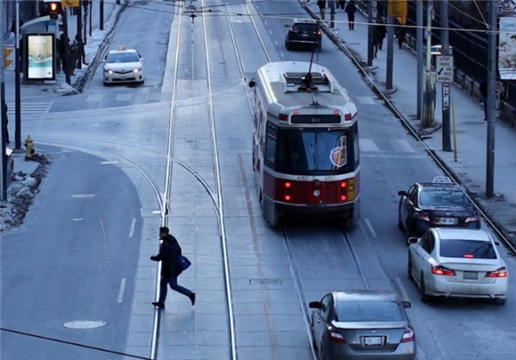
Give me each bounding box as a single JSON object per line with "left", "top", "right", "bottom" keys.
{"left": 265, "top": 123, "right": 277, "bottom": 168}
{"left": 353, "top": 123, "right": 359, "bottom": 166}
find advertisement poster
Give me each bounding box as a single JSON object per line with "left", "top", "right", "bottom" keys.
{"left": 499, "top": 17, "right": 516, "bottom": 80}
{"left": 26, "top": 34, "right": 55, "bottom": 81}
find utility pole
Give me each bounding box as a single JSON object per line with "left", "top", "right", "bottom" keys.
{"left": 100, "top": 0, "right": 104, "bottom": 31}
{"left": 422, "top": 0, "right": 435, "bottom": 128}
{"left": 367, "top": 1, "right": 374, "bottom": 66}
{"left": 15, "top": 0, "right": 21, "bottom": 151}
{"left": 486, "top": 0, "right": 497, "bottom": 198}
{"left": 416, "top": 0, "right": 423, "bottom": 119}
{"left": 386, "top": 15, "right": 394, "bottom": 90}
{"left": 441, "top": 0, "right": 451, "bottom": 151}
{"left": 1, "top": 1, "right": 8, "bottom": 201}
{"left": 76, "top": 0, "right": 82, "bottom": 69}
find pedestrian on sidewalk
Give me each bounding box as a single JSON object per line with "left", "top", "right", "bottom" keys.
{"left": 338, "top": 0, "right": 346, "bottom": 10}
{"left": 150, "top": 226, "right": 195, "bottom": 309}
{"left": 395, "top": 20, "right": 406, "bottom": 49}
{"left": 345, "top": 0, "right": 357, "bottom": 31}
{"left": 373, "top": 17, "right": 387, "bottom": 57}
{"left": 2, "top": 100, "right": 9, "bottom": 144}
{"left": 317, "top": 1, "right": 327, "bottom": 20}
{"left": 480, "top": 78, "right": 488, "bottom": 121}
{"left": 75, "top": 35, "right": 89, "bottom": 66}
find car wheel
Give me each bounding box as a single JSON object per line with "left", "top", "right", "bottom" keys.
{"left": 407, "top": 256, "right": 413, "bottom": 281}
{"left": 493, "top": 298, "right": 507, "bottom": 305}
{"left": 419, "top": 273, "right": 432, "bottom": 303}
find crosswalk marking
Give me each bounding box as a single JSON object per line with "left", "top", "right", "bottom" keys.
{"left": 87, "top": 94, "right": 103, "bottom": 102}
{"left": 6, "top": 102, "right": 52, "bottom": 117}
{"left": 359, "top": 138, "right": 380, "bottom": 152}
{"left": 390, "top": 139, "right": 417, "bottom": 153}
{"left": 356, "top": 96, "right": 377, "bottom": 105}
{"left": 116, "top": 93, "right": 132, "bottom": 101}
{"left": 145, "top": 92, "right": 161, "bottom": 102}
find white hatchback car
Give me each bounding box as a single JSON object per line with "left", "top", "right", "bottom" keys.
{"left": 408, "top": 228, "right": 508, "bottom": 305}
{"left": 103, "top": 46, "right": 145, "bottom": 85}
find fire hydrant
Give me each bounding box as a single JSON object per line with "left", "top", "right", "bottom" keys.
{"left": 25, "top": 135, "right": 35, "bottom": 160}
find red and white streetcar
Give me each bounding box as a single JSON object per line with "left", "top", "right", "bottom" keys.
{"left": 248, "top": 61, "right": 361, "bottom": 227}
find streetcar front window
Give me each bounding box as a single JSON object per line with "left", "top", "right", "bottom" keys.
{"left": 274, "top": 124, "right": 358, "bottom": 175}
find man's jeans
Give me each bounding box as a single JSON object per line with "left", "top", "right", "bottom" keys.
{"left": 159, "top": 276, "right": 193, "bottom": 303}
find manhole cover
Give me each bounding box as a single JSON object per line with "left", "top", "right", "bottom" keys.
{"left": 64, "top": 320, "right": 107, "bottom": 329}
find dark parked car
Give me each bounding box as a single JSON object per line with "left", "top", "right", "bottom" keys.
{"left": 285, "top": 18, "right": 322, "bottom": 51}
{"left": 398, "top": 177, "right": 480, "bottom": 243}
{"left": 309, "top": 290, "right": 416, "bottom": 360}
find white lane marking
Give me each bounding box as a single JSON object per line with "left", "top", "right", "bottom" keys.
{"left": 280, "top": 52, "right": 285, "bottom": 58}
{"left": 364, "top": 218, "right": 377, "bottom": 238}
{"left": 268, "top": 30, "right": 272, "bottom": 35}
{"left": 129, "top": 218, "right": 136, "bottom": 238}
{"left": 73, "top": 218, "right": 83, "bottom": 221}
{"left": 359, "top": 138, "right": 380, "bottom": 152}
{"left": 116, "top": 93, "right": 132, "bottom": 101}
{"left": 361, "top": 154, "right": 425, "bottom": 159}
{"left": 117, "top": 278, "right": 127, "bottom": 303}
{"left": 395, "top": 277, "right": 411, "bottom": 302}
{"left": 356, "top": 96, "right": 376, "bottom": 105}
{"left": 264, "top": 20, "right": 268, "bottom": 25}
{"left": 100, "top": 160, "right": 119, "bottom": 165}
{"left": 71, "top": 194, "right": 95, "bottom": 198}
{"left": 274, "top": 40, "right": 278, "bottom": 45}
{"left": 140, "top": 208, "right": 143, "bottom": 217}
{"left": 390, "top": 139, "right": 417, "bottom": 153}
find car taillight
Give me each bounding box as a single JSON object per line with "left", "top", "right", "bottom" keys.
{"left": 400, "top": 327, "right": 415, "bottom": 343}
{"left": 413, "top": 212, "right": 430, "bottom": 222}
{"left": 317, "top": 31, "right": 321, "bottom": 35}
{"left": 465, "top": 216, "right": 479, "bottom": 224}
{"left": 340, "top": 180, "right": 348, "bottom": 202}
{"left": 487, "top": 267, "right": 508, "bottom": 278}
{"left": 284, "top": 181, "right": 292, "bottom": 201}
{"left": 431, "top": 265, "right": 456, "bottom": 276}
{"left": 328, "top": 331, "right": 346, "bottom": 343}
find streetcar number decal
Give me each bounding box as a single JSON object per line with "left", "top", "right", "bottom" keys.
{"left": 329, "top": 136, "right": 347, "bottom": 168}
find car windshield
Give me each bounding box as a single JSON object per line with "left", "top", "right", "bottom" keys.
{"left": 274, "top": 127, "right": 356, "bottom": 175}
{"left": 419, "top": 189, "right": 471, "bottom": 208}
{"left": 106, "top": 52, "right": 139, "bottom": 63}
{"left": 293, "top": 23, "right": 318, "bottom": 32}
{"left": 439, "top": 240, "right": 497, "bottom": 259}
{"left": 335, "top": 300, "right": 405, "bottom": 323}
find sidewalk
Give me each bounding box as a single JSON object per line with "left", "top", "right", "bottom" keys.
{"left": 3, "top": 0, "right": 124, "bottom": 99}
{"left": 301, "top": 2, "right": 516, "bottom": 243}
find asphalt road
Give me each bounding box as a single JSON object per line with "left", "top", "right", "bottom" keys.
{"left": 5, "top": 1, "right": 516, "bottom": 360}
{"left": 0, "top": 145, "right": 141, "bottom": 360}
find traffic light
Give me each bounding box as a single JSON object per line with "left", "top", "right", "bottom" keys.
{"left": 4, "top": 47, "right": 13, "bottom": 68}
{"left": 48, "top": 1, "right": 62, "bottom": 20}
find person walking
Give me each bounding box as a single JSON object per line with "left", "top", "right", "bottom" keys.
{"left": 395, "top": 20, "right": 406, "bottom": 49}
{"left": 479, "top": 78, "right": 488, "bottom": 121}
{"left": 373, "top": 17, "right": 387, "bottom": 58}
{"left": 2, "top": 100, "right": 9, "bottom": 144}
{"left": 345, "top": 0, "right": 357, "bottom": 31}
{"left": 317, "top": 1, "right": 326, "bottom": 20}
{"left": 150, "top": 227, "right": 195, "bottom": 309}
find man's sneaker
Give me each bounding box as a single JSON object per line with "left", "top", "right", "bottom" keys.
{"left": 189, "top": 293, "right": 196, "bottom": 306}
{"left": 152, "top": 301, "right": 165, "bottom": 308}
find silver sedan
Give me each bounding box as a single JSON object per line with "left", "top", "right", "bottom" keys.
{"left": 309, "top": 290, "right": 416, "bottom": 360}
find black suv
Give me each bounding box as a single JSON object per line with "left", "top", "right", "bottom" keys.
{"left": 285, "top": 19, "right": 322, "bottom": 51}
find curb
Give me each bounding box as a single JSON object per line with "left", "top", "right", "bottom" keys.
{"left": 67, "top": 1, "right": 130, "bottom": 94}
{"left": 299, "top": 2, "right": 516, "bottom": 247}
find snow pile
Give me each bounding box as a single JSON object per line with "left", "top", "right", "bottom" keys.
{"left": 54, "top": 82, "right": 78, "bottom": 94}
{"left": 0, "top": 154, "right": 51, "bottom": 232}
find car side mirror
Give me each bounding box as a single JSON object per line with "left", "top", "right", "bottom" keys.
{"left": 398, "top": 190, "right": 407, "bottom": 196}
{"left": 284, "top": 24, "right": 290, "bottom": 28}
{"left": 402, "top": 301, "right": 411, "bottom": 308}
{"left": 495, "top": 241, "right": 501, "bottom": 246}
{"left": 141, "top": 57, "right": 146, "bottom": 61}
{"left": 408, "top": 237, "right": 419, "bottom": 244}
{"left": 248, "top": 79, "right": 256, "bottom": 88}
{"left": 309, "top": 301, "right": 321, "bottom": 309}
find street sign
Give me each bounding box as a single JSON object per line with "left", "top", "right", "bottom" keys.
{"left": 61, "top": 0, "right": 80, "bottom": 7}
{"left": 388, "top": 0, "right": 408, "bottom": 17}
{"left": 4, "top": 47, "right": 14, "bottom": 68}
{"left": 436, "top": 55, "right": 454, "bottom": 83}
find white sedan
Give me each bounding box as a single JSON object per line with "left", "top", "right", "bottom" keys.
{"left": 408, "top": 228, "right": 508, "bottom": 305}
{"left": 103, "top": 47, "right": 145, "bottom": 85}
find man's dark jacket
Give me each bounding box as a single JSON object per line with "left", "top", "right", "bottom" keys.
{"left": 151, "top": 235, "right": 183, "bottom": 278}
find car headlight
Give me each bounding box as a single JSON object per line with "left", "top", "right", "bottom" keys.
{"left": 133, "top": 68, "right": 143, "bottom": 73}
{"left": 104, "top": 68, "right": 113, "bottom": 74}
